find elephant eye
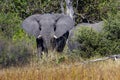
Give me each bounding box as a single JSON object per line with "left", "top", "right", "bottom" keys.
{"left": 53, "top": 24, "right": 56, "bottom": 31}
{"left": 39, "top": 27, "right": 41, "bottom": 31}
{"left": 54, "top": 26, "right": 56, "bottom": 31}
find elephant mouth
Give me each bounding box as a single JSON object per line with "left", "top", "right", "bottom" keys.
{"left": 37, "top": 35, "right": 56, "bottom": 51}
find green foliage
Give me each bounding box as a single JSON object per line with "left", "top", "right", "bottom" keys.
{"left": 0, "top": 12, "right": 36, "bottom": 45}
{"left": 0, "top": 0, "right": 60, "bottom": 19}
{"left": 103, "top": 11, "right": 120, "bottom": 40}
{"left": 73, "top": 27, "right": 102, "bottom": 58}
{"left": 56, "top": 56, "right": 65, "bottom": 64}
{"left": 73, "top": 11, "right": 120, "bottom": 58}
{"left": 0, "top": 13, "right": 22, "bottom": 39}
{"left": 1, "top": 0, "right": 119, "bottom": 22}
{"left": 0, "top": 12, "right": 35, "bottom": 67}
{"left": 12, "top": 28, "right": 36, "bottom": 46}
{"left": 74, "top": 0, "right": 119, "bottom": 23}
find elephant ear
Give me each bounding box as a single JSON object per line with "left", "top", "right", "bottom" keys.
{"left": 22, "top": 14, "right": 41, "bottom": 38}
{"left": 55, "top": 15, "right": 74, "bottom": 38}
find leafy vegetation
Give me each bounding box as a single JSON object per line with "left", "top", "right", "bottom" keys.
{"left": 73, "top": 11, "right": 120, "bottom": 58}
{"left": 0, "top": 0, "right": 60, "bottom": 19}
{"left": 0, "top": 13, "right": 35, "bottom": 67}
{"left": 0, "top": 36, "right": 33, "bottom": 67}
{"left": 74, "top": 0, "right": 120, "bottom": 23}
{"left": 0, "top": 13, "right": 22, "bottom": 39}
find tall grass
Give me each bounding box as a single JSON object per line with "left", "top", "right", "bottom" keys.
{"left": 0, "top": 60, "right": 120, "bottom": 80}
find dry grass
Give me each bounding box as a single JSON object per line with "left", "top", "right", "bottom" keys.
{"left": 0, "top": 59, "right": 120, "bottom": 80}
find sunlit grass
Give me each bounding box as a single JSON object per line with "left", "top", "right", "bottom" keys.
{"left": 0, "top": 57, "right": 120, "bottom": 80}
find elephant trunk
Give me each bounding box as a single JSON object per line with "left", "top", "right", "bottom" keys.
{"left": 42, "top": 35, "right": 53, "bottom": 51}
{"left": 40, "top": 28, "right": 56, "bottom": 52}
{"left": 45, "top": 38, "right": 51, "bottom": 49}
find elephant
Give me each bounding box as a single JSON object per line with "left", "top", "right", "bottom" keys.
{"left": 67, "top": 21, "right": 104, "bottom": 51}
{"left": 22, "top": 14, "right": 74, "bottom": 57}
{"left": 76, "top": 21, "right": 104, "bottom": 32}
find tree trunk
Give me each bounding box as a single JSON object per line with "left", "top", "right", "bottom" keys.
{"left": 60, "top": 0, "right": 65, "bottom": 14}
{"left": 65, "top": 0, "right": 74, "bottom": 19}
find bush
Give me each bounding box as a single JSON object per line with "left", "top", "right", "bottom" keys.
{"left": 103, "top": 12, "right": 120, "bottom": 40}
{"left": 73, "top": 11, "right": 120, "bottom": 58}
{"left": 74, "top": 0, "right": 119, "bottom": 23}
{"left": 0, "top": 12, "right": 36, "bottom": 67}
{"left": 73, "top": 27, "right": 102, "bottom": 58}
{"left": 0, "top": 37, "right": 33, "bottom": 67}
{"left": 0, "top": 12, "right": 36, "bottom": 68}
{"left": 1, "top": 0, "right": 119, "bottom": 22}
{"left": 0, "top": 13, "right": 22, "bottom": 39}
{"left": 0, "top": 0, "right": 60, "bottom": 19}
{"left": 0, "top": 13, "right": 35, "bottom": 67}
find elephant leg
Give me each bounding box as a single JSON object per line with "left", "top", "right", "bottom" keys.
{"left": 56, "top": 31, "right": 69, "bottom": 52}
{"left": 51, "top": 38, "right": 57, "bottom": 51}
{"left": 36, "top": 38, "right": 44, "bottom": 58}
{"left": 56, "top": 37, "right": 66, "bottom": 52}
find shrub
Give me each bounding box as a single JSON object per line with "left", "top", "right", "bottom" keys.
{"left": 74, "top": 0, "right": 120, "bottom": 23}
{"left": 100, "top": 11, "right": 120, "bottom": 56}
{"left": 73, "top": 12, "right": 120, "bottom": 58}
{"left": 0, "top": 13, "right": 22, "bottom": 39}
{"left": 0, "top": 12, "right": 37, "bottom": 68}
{"left": 103, "top": 12, "right": 120, "bottom": 40}
{"left": 0, "top": 0, "right": 60, "bottom": 19}
{"left": 1, "top": 0, "right": 119, "bottom": 22}
{"left": 73, "top": 27, "right": 102, "bottom": 58}
{"left": 0, "top": 36, "right": 33, "bottom": 67}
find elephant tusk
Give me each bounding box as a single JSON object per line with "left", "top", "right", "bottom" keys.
{"left": 38, "top": 35, "right": 42, "bottom": 38}
{"left": 53, "top": 35, "right": 57, "bottom": 39}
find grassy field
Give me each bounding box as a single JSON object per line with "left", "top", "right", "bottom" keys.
{"left": 0, "top": 59, "right": 120, "bottom": 80}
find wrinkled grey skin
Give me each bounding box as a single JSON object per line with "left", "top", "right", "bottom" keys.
{"left": 67, "top": 21, "right": 104, "bottom": 51}
{"left": 76, "top": 21, "right": 104, "bottom": 32}
{"left": 22, "top": 14, "right": 74, "bottom": 57}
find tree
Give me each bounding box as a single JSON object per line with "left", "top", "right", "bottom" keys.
{"left": 60, "top": 0, "right": 74, "bottom": 19}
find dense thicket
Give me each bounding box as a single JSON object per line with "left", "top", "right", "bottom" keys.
{"left": 1, "top": 0, "right": 119, "bottom": 20}
{"left": 73, "top": 11, "right": 120, "bottom": 58}
{"left": 0, "top": 0, "right": 119, "bottom": 66}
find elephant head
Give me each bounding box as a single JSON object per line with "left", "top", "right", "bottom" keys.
{"left": 22, "top": 14, "right": 74, "bottom": 56}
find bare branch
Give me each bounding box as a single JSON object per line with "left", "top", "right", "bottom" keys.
{"left": 76, "top": 0, "right": 79, "bottom": 9}
{"left": 83, "top": 54, "right": 120, "bottom": 64}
